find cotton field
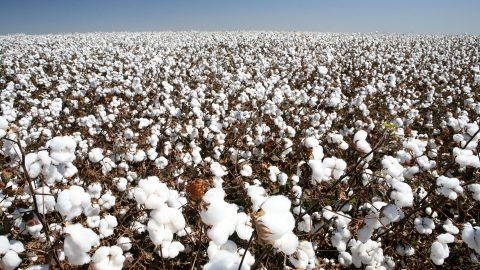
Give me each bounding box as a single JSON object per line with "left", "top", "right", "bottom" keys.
{"left": 1, "top": 32, "right": 480, "bottom": 269}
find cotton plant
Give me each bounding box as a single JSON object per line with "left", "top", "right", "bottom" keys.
{"left": 0, "top": 235, "right": 25, "bottom": 270}
{"left": 288, "top": 241, "right": 317, "bottom": 269}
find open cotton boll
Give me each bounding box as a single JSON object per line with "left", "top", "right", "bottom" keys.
{"left": 289, "top": 241, "right": 317, "bottom": 269}
{"left": 63, "top": 223, "right": 100, "bottom": 265}
{"left": 0, "top": 235, "right": 24, "bottom": 270}
{"left": 268, "top": 166, "right": 280, "bottom": 182}
{"left": 0, "top": 235, "right": 9, "bottom": 254}
{"left": 245, "top": 184, "right": 267, "bottom": 212}
{"left": 338, "top": 251, "right": 353, "bottom": 266}
{"left": 99, "top": 191, "right": 116, "bottom": 210}
{"left": 0, "top": 116, "right": 8, "bottom": 139}
{"left": 389, "top": 179, "right": 413, "bottom": 208}
{"left": 25, "top": 153, "right": 42, "bottom": 178}
{"left": 304, "top": 137, "right": 319, "bottom": 148}
{"left": 240, "top": 164, "right": 252, "bottom": 177}
{"left": 88, "top": 148, "right": 104, "bottom": 163}
{"left": 34, "top": 186, "right": 56, "bottom": 215}
{"left": 462, "top": 223, "right": 480, "bottom": 254}
{"left": 443, "top": 219, "right": 459, "bottom": 235}
{"left": 200, "top": 188, "right": 239, "bottom": 246}
{"left": 88, "top": 183, "right": 103, "bottom": 199}
{"left": 55, "top": 185, "right": 92, "bottom": 220}
{"left": 430, "top": 234, "right": 454, "bottom": 265}
{"left": 99, "top": 215, "right": 118, "bottom": 238}
{"left": 382, "top": 156, "right": 404, "bottom": 178}
{"left": 134, "top": 176, "right": 170, "bottom": 209}
{"left": 414, "top": 217, "right": 435, "bottom": 234}
{"left": 91, "top": 246, "right": 125, "bottom": 270}
{"left": 204, "top": 241, "right": 254, "bottom": 270}
{"left": 318, "top": 66, "right": 328, "bottom": 76}
{"left": 453, "top": 147, "right": 480, "bottom": 168}
{"left": 255, "top": 195, "right": 298, "bottom": 255}
{"left": 349, "top": 239, "right": 385, "bottom": 269}
{"left": 116, "top": 237, "right": 132, "bottom": 251}
{"left": 235, "top": 212, "right": 253, "bottom": 240}
{"left": 2, "top": 250, "right": 22, "bottom": 270}
{"left": 436, "top": 176, "right": 463, "bottom": 200}
{"left": 396, "top": 244, "right": 415, "bottom": 256}
{"left": 467, "top": 184, "right": 480, "bottom": 201}
{"left": 48, "top": 136, "right": 77, "bottom": 164}
{"left": 147, "top": 205, "right": 186, "bottom": 246}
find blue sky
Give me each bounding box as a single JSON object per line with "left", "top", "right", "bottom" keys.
{"left": 0, "top": 0, "right": 479, "bottom": 34}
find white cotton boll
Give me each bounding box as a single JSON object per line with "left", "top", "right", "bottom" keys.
{"left": 88, "top": 183, "right": 102, "bottom": 199}
{"left": 2, "top": 250, "right": 22, "bottom": 270}
{"left": 63, "top": 223, "right": 100, "bottom": 265}
{"left": 91, "top": 246, "right": 125, "bottom": 270}
{"left": 0, "top": 235, "right": 9, "bottom": 254}
{"left": 430, "top": 241, "right": 450, "bottom": 265}
{"left": 338, "top": 251, "right": 352, "bottom": 266}
{"left": 155, "top": 156, "right": 169, "bottom": 169}
{"left": 55, "top": 185, "right": 91, "bottom": 220}
{"left": 443, "top": 219, "right": 459, "bottom": 235}
{"left": 380, "top": 204, "right": 404, "bottom": 225}
{"left": 49, "top": 136, "right": 77, "bottom": 164}
{"left": 390, "top": 179, "right": 413, "bottom": 208}
{"left": 133, "top": 150, "right": 146, "bottom": 162}
{"left": 99, "top": 215, "right": 118, "bottom": 238}
{"left": 240, "top": 164, "right": 252, "bottom": 177}
{"left": 276, "top": 232, "right": 299, "bottom": 255}
{"left": 88, "top": 148, "right": 104, "bottom": 163}
{"left": 268, "top": 166, "right": 280, "bottom": 182}
{"left": 25, "top": 153, "right": 42, "bottom": 178}
{"left": 311, "top": 145, "right": 324, "bottom": 160}
{"left": 115, "top": 178, "right": 128, "bottom": 192}
{"left": 354, "top": 130, "right": 368, "bottom": 143}
{"left": 200, "top": 188, "right": 239, "bottom": 246}
{"left": 99, "top": 191, "right": 116, "bottom": 209}
{"left": 246, "top": 184, "right": 267, "bottom": 212}
{"left": 349, "top": 239, "right": 384, "bottom": 268}
{"left": 211, "top": 162, "right": 227, "bottom": 177}
{"left": 414, "top": 217, "right": 435, "bottom": 234}
{"left": 235, "top": 212, "right": 253, "bottom": 240}
{"left": 396, "top": 244, "right": 415, "bottom": 256}
{"left": 147, "top": 148, "right": 158, "bottom": 161}
{"left": 318, "top": 65, "right": 328, "bottom": 75}
{"left": 437, "top": 233, "right": 455, "bottom": 244}
{"left": 467, "top": 184, "right": 480, "bottom": 201}
{"left": 304, "top": 137, "right": 319, "bottom": 148}
{"left": 278, "top": 172, "right": 288, "bottom": 186}
{"left": 382, "top": 156, "right": 404, "bottom": 178}
{"left": 462, "top": 223, "right": 480, "bottom": 254}
{"left": 34, "top": 186, "right": 56, "bottom": 215}
{"left": 160, "top": 241, "right": 185, "bottom": 258}
{"left": 0, "top": 117, "right": 8, "bottom": 139}
{"left": 148, "top": 205, "right": 186, "bottom": 245}
{"left": 134, "top": 176, "right": 170, "bottom": 209}
{"left": 116, "top": 237, "right": 132, "bottom": 251}
{"left": 436, "top": 176, "right": 463, "bottom": 200}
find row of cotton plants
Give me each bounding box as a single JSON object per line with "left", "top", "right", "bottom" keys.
{"left": 0, "top": 31, "right": 480, "bottom": 269}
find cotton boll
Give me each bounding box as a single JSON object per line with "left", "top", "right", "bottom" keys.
{"left": 430, "top": 235, "right": 453, "bottom": 266}
{"left": 2, "top": 250, "right": 22, "bottom": 270}
{"left": 134, "top": 176, "right": 170, "bottom": 209}
{"left": 462, "top": 223, "right": 480, "bottom": 254}
{"left": 55, "top": 185, "right": 91, "bottom": 220}
{"left": 34, "top": 186, "right": 56, "bottom": 215}
{"left": 99, "top": 191, "right": 116, "bottom": 210}
{"left": 443, "top": 219, "right": 459, "bottom": 235}
{"left": 396, "top": 244, "right": 415, "bottom": 256}
{"left": 99, "top": 215, "right": 118, "bottom": 238}
{"left": 49, "top": 136, "right": 76, "bottom": 164}
{"left": 0, "top": 235, "right": 9, "bottom": 254}
{"left": 338, "top": 251, "right": 352, "bottom": 266}
{"left": 240, "top": 164, "right": 252, "bottom": 177}
{"left": 235, "top": 212, "right": 253, "bottom": 241}
{"left": 88, "top": 148, "right": 104, "bottom": 163}
{"left": 349, "top": 239, "right": 384, "bottom": 268}
{"left": 116, "top": 237, "right": 132, "bottom": 251}
{"left": 200, "top": 188, "right": 239, "bottom": 246}
{"left": 0, "top": 117, "right": 8, "bottom": 139}
{"left": 304, "top": 137, "right": 319, "bottom": 148}
{"left": 436, "top": 176, "right": 463, "bottom": 200}
{"left": 467, "top": 184, "right": 480, "bottom": 201}
{"left": 25, "top": 153, "right": 42, "bottom": 178}
{"left": 91, "top": 246, "right": 125, "bottom": 270}
{"left": 88, "top": 183, "right": 102, "bottom": 199}
{"left": 414, "top": 217, "right": 435, "bottom": 234}
{"left": 63, "top": 223, "right": 100, "bottom": 265}
{"left": 389, "top": 179, "right": 413, "bottom": 208}
{"left": 246, "top": 184, "right": 267, "bottom": 212}
{"left": 154, "top": 156, "right": 169, "bottom": 169}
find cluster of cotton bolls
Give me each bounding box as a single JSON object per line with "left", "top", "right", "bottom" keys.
{"left": 1, "top": 31, "right": 480, "bottom": 269}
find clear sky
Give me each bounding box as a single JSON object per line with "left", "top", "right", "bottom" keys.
{"left": 0, "top": 0, "right": 479, "bottom": 35}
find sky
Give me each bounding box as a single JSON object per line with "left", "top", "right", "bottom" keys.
{"left": 0, "top": 0, "right": 479, "bottom": 35}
